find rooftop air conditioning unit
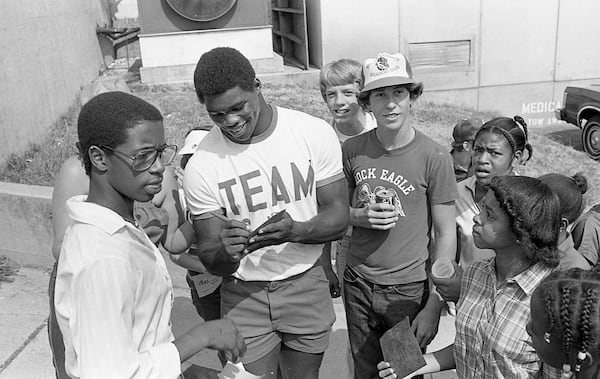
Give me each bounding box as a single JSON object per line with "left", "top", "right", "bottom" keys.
{"left": 137, "top": 0, "right": 281, "bottom": 84}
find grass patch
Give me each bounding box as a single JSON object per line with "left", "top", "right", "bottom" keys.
{"left": 0, "top": 255, "right": 19, "bottom": 283}
{"left": 0, "top": 103, "right": 79, "bottom": 186}
{"left": 0, "top": 81, "right": 598, "bottom": 208}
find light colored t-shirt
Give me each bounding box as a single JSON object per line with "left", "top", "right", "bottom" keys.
{"left": 332, "top": 112, "right": 377, "bottom": 144}
{"left": 557, "top": 232, "right": 591, "bottom": 271}
{"left": 55, "top": 196, "right": 180, "bottom": 379}
{"left": 183, "top": 106, "right": 344, "bottom": 281}
{"left": 332, "top": 112, "right": 376, "bottom": 244}
{"left": 343, "top": 129, "right": 458, "bottom": 285}
{"left": 572, "top": 204, "right": 600, "bottom": 265}
{"left": 455, "top": 176, "right": 496, "bottom": 268}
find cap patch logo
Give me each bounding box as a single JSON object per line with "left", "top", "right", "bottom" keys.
{"left": 376, "top": 56, "right": 389, "bottom": 71}
{"left": 361, "top": 52, "right": 415, "bottom": 93}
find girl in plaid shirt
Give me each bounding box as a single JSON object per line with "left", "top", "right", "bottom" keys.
{"left": 379, "top": 176, "right": 563, "bottom": 378}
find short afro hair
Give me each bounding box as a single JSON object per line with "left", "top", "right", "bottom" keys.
{"left": 77, "top": 91, "right": 163, "bottom": 176}
{"left": 193, "top": 47, "right": 256, "bottom": 104}
{"left": 490, "top": 175, "right": 561, "bottom": 268}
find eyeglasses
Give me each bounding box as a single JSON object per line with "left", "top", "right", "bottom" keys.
{"left": 100, "top": 144, "right": 178, "bottom": 172}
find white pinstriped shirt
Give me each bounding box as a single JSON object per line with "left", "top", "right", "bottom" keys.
{"left": 55, "top": 196, "right": 181, "bottom": 379}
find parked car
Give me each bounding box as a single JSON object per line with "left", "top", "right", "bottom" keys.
{"left": 556, "top": 85, "right": 600, "bottom": 160}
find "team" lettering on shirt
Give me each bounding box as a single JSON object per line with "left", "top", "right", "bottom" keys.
{"left": 218, "top": 161, "right": 314, "bottom": 215}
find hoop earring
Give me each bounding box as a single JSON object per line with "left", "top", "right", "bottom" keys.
{"left": 544, "top": 332, "right": 551, "bottom": 344}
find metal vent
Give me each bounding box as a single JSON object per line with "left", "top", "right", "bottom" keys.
{"left": 165, "top": 0, "right": 237, "bottom": 22}
{"left": 408, "top": 40, "right": 471, "bottom": 68}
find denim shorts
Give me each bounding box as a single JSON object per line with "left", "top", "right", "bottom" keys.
{"left": 221, "top": 263, "right": 335, "bottom": 364}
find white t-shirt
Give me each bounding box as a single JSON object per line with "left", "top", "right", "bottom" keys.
{"left": 332, "top": 111, "right": 377, "bottom": 144}
{"left": 332, "top": 111, "right": 377, "bottom": 240}
{"left": 183, "top": 106, "right": 344, "bottom": 281}
{"left": 455, "top": 176, "right": 496, "bottom": 268}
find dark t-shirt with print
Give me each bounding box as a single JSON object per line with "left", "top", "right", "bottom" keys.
{"left": 342, "top": 129, "right": 457, "bottom": 285}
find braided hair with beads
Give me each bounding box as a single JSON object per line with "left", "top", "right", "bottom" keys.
{"left": 534, "top": 268, "right": 600, "bottom": 378}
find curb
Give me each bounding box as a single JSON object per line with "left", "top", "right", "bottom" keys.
{"left": 0, "top": 182, "right": 54, "bottom": 269}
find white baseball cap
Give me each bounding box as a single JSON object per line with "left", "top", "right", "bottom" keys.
{"left": 178, "top": 129, "right": 209, "bottom": 155}
{"left": 361, "top": 52, "right": 414, "bottom": 93}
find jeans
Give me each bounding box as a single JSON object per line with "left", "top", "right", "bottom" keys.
{"left": 343, "top": 266, "right": 428, "bottom": 379}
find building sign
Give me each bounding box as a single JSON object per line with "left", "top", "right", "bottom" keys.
{"left": 521, "top": 100, "right": 562, "bottom": 126}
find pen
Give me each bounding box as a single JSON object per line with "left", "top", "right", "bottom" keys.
{"left": 209, "top": 212, "right": 252, "bottom": 232}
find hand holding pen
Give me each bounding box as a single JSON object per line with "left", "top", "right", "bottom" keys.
{"left": 209, "top": 212, "right": 251, "bottom": 262}
{"left": 210, "top": 210, "right": 291, "bottom": 261}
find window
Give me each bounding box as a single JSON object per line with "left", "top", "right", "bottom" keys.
{"left": 408, "top": 40, "right": 471, "bottom": 68}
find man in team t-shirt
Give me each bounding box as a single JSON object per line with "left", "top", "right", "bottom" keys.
{"left": 183, "top": 47, "right": 349, "bottom": 378}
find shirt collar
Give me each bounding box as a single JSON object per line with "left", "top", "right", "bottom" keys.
{"left": 453, "top": 161, "right": 469, "bottom": 174}
{"left": 462, "top": 171, "right": 519, "bottom": 197}
{"left": 505, "top": 261, "right": 552, "bottom": 296}
{"left": 558, "top": 232, "right": 575, "bottom": 252}
{"left": 463, "top": 175, "right": 477, "bottom": 196}
{"left": 66, "top": 195, "right": 135, "bottom": 235}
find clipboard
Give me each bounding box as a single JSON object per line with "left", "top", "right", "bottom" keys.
{"left": 379, "top": 317, "right": 426, "bottom": 378}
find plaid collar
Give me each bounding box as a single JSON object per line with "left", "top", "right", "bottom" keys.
{"left": 486, "top": 259, "right": 553, "bottom": 297}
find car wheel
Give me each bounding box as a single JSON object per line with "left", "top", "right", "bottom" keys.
{"left": 582, "top": 115, "right": 600, "bottom": 160}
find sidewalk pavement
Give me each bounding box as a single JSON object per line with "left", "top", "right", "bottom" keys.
{"left": 0, "top": 257, "right": 457, "bottom": 379}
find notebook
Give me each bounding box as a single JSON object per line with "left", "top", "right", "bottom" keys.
{"left": 380, "top": 317, "right": 427, "bottom": 378}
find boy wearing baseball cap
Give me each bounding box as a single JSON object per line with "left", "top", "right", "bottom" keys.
{"left": 341, "top": 52, "right": 458, "bottom": 378}
{"left": 450, "top": 118, "right": 483, "bottom": 182}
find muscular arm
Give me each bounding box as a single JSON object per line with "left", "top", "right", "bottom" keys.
{"left": 288, "top": 177, "right": 349, "bottom": 243}
{"left": 193, "top": 216, "right": 245, "bottom": 276}
{"left": 246, "top": 177, "right": 349, "bottom": 252}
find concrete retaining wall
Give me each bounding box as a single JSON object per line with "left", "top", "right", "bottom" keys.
{"left": 0, "top": 0, "right": 109, "bottom": 163}
{"left": 0, "top": 181, "right": 190, "bottom": 293}
{"left": 0, "top": 182, "right": 53, "bottom": 269}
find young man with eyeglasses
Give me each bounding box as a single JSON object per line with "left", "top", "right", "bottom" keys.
{"left": 183, "top": 47, "right": 349, "bottom": 378}
{"left": 53, "top": 91, "right": 246, "bottom": 378}
{"left": 49, "top": 110, "right": 185, "bottom": 378}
